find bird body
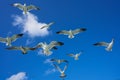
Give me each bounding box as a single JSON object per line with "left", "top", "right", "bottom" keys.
{"left": 53, "top": 64, "right": 67, "bottom": 79}
{"left": 56, "top": 28, "right": 86, "bottom": 39}
{"left": 0, "top": 34, "right": 23, "bottom": 46}
{"left": 35, "top": 41, "right": 64, "bottom": 56}
{"left": 67, "top": 51, "right": 82, "bottom": 60}
{"left": 12, "top": 3, "right": 40, "bottom": 14}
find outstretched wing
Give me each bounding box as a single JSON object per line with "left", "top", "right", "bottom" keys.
{"left": 40, "top": 22, "right": 54, "bottom": 29}
{"left": 60, "top": 59, "right": 69, "bottom": 63}
{"left": 24, "top": 47, "right": 37, "bottom": 51}
{"left": 11, "top": 34, "right": 23, "bottom": 42}
{"left": 27, "top": 5, "right": 40, "bottom": 11}
{"left": 35, "top": 42, "right": 44, "bottom": 48}
{"left": 72, "top": 28, "right": 86, "bottom": 35}
{"left": 49, "top": 41, "right": 64, "bottom": 49}
{"left": 63, "top": 64, "right": 68, "bottom": 72}
{"left": 56, "top": 30, "right": 69, "bottom": 35}
{"left": 6, "top": 46, "right": 21, "bottom": 50}
{"left": 93, "top": 42, "right": 109, "bottom": 47}
{"left": 53, "top": 64, "right": 62, "bottom": 73}
{"left": 67, "top": 53, "right": 75, "bottom": 57}
{"left": 0, "top": 37, "right": 6, "bottom": 43}
{"left": 11, "top": 3, "right": 24, "bottom": 10}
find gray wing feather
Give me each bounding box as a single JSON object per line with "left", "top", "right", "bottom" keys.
{"left": 12, "top": 3, "right": 24, "bottom": 10}
{"left": 27, "top": 5, "right": 40, "bottom": 11}
{"left": 72, "top": 28, "right": 86, "bottom": 35}
{"left": 6, "top": 46, "right": 20, "bottom": 50}
{"left": 67, "top": 54, "right": 75, "bottom": 57}
{"left": 0, "top": 37, "right": 6, "bottom": 43}
{"left": 93, "top": 42, "right": 109, "bottom": 47}
{"left": 48, "top": 41, "right": 63, "bottom": 49}
{"left": 11, "top": 34, "right": 23, "bottom": 42}
{"left": 56, "top": 30, "right": 69, "bottom": 35}
{"left": 53, "top": 64, "right": 62, "bottom": 72}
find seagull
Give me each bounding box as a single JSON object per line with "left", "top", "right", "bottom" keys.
{"left": 40, "top": 22, "right": 54, "bottom": 29}
{"left": 50, "top": 58, "right": 69, "bottom": 64}
{"left": 11, "top": 3, "right": 40, "bottom": 14}
{"left": 53, "top": 64, "right": 68, "bottom": 79}
{"left": 0, "top": 34, "right": 23, "bottom": 46}
{"left": 67, "top": 51, "right": 83, "bottom": 60}
{"left": 56, "top": 28, "right": 86, "bottom": 39}
{"left": 6, "top": 46, "right": 37, "bottom": 54}
{"left": 93, "top": 38, "right": 114, "bottom": 51}
{"left": 35, "top": 41, "right": 64, "bottom": 56}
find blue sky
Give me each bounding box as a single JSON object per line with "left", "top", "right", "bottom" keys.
{"left": 0, "top": 0, "right": 120, "bottom": 80}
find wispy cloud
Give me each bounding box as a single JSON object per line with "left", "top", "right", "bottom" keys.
{"left": 44, "top": 58, "right": 53, "bottom": 65}
{"left": 6, "top": 72, "right": 27, "bottom": 80}
{"left": 44, "top": 58, "right": 57, "bottom": 75}
{"left": 12, "top": 12, "right": 49, "bottom": 38}
{"left": 45, "top": 68, "right": 57, "bottom": 75}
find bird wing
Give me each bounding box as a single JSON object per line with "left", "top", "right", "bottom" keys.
{"left": 48, "top": 41, "right": 64, "bottom": 49}
{"left": 12, "top": 3, "right": 24, "bottom": 10}
{"left": 50, "top": 59, "right": 58, "bottom": 62}
{"left": 11, "top": 34, "right": 23, "bottom": 42}
{"left": 93, "top": 42, "right": 109, "bottom": 47}
{"left": 6, "top": 46, "right": 20, "bottom": 50}
{"left": 56, "top": 30, "right": 69, "bottom": 35}
{"left": 72, "top": 28, "right": 87, "bottom": 35}
{"left": 40, "top": 22, "right": 54, "bottom": 29}
{"left": 0, "top": 37, "right": 6, "bottom": 43}
{"left": 53, "top": 64, "right": 62, "bottom": 73}
{"left": 67, "top": 53, "right": 75, "bottom": 57}
{"left": 24, "top": 47, "right": 37, "bottom": 51}
{"left": 61, "top": 60, "right": 69, "bottom": 63}
{"left": 35, "top": 42, "right": 43, "bottom": 48}
{"left": 27, "top": 5, "right": 40, "bottom": 11}
{"left": 63, "top": 64, "right": 68, "bottom": 72}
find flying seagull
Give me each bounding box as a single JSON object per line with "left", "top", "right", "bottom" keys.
{"left": 35, "top": 41, "right": 64, "bottom": 56}
{"left": 40, "top": 22, "right": 54, "bottom": 29}
{"left": 67, "top": 51, "right": 83, "bottom": 60}
{"left": 93, "top": 38, "right": 114, "bottom": 51}
{"left": 6, "top": 46, "right": 37, "bottom": 54}
{"left": 50, "top": 58, "right": 69, "bottom": 64}
{"left": 0, "top": 34, "right": 23, "bottom": 46}
{"left": 53, "top": 64, "right": 68, "bottom": 79}
{"left": 56, "top": 28, "right": 86, "bottom": 39}
{"left": 11, "top": 3, "right": 40, "bottom": 14}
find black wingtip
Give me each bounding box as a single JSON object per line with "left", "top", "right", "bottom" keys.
{"left": 58, "top": 42, "right": 64, "bottom": 45}
{"left": 93, "top": 43, "right": 98, "bottom": 46}
{"left": 53, "top": 47, "right": 58, "bottom": 50}
{"left": 56, "top": 31, "right": 60, "bottom": 34}
{"left": 81, "top": 28, "right": 87, "bottom": 31}
{"left": 18, "top": 34, "right": 24, "bottom": 36}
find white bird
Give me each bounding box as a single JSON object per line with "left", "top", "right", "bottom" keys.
{"left": 53, "top": 64, "right": 68, "bottom": 79}
{"left": 67, "top": 51, "right": 83, "bottom": 60}
{"left": 40, "top": 22, "right": 54, "bottom": 29}
{"left": 50, "top": 58, "right": 68, "bottom": 64}
{"left": 93, "top": 38, "right": 114, "bottom": 51}
{"left": 35, "top": 41, "right": 64, "bottom": 56}
{"left": 6, "top": 46, "right": 37, "bottom": 54}
{"left": 0, "top": 34, "right": 23, "bottom": 46}
{"left": 11, "top": 3, "right": 40, "bottom": 14}
{"left": 56, "top": 28, "right": 86, "bottom": 39}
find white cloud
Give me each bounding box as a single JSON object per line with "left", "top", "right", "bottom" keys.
{"left": 6, "top": 72, "right": 27, "bottom": 80}
{"left": 12, "top": 12, "right": 49, "bottom": 38}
